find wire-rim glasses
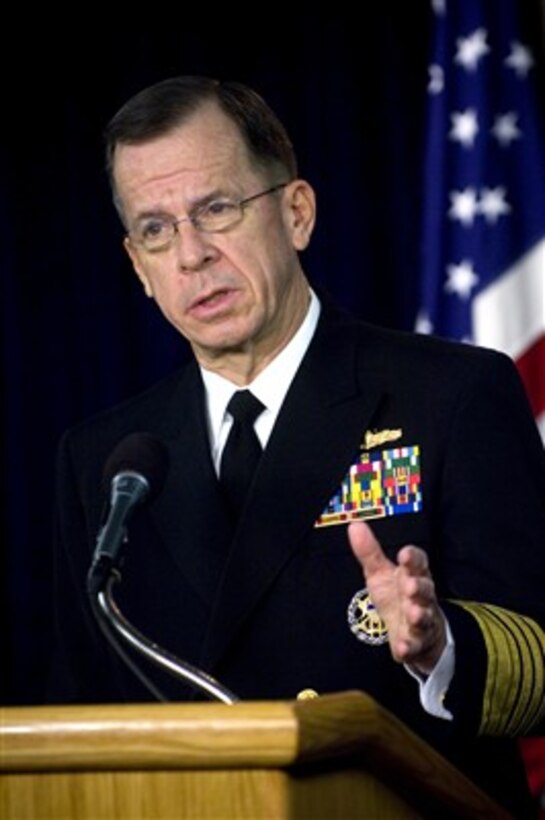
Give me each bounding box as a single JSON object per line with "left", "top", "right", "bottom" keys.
{"left": 128, "top": 182, "right": 289, "bottom": 253}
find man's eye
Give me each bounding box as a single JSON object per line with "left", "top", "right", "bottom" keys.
{"left": 140, "top": 220, "right": 169, "bottom": 240}
{"left": 205, "top": 200, "right": 236, "bottom": 216}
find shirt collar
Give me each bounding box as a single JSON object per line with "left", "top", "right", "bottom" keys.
{"left": 201, "top": 288, "right": 321, "bottom": 445}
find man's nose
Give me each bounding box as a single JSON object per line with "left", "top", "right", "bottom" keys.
{"left": 174, "top": 220, "right": 219, "bottom": 271}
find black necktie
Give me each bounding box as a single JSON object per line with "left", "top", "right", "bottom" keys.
{"left": 220, "top": 390, "right": 264, "bottom": 518}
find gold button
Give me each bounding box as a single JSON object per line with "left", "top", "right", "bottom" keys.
{"left": 296, "top": 688, "right": 319, "bottom": 701}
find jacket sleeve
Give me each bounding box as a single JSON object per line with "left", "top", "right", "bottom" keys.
{"left": 435, "top": 349, "right": 545, "bottom": 737}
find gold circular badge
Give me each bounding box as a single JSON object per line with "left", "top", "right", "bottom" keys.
{"left": 347, "top": 588, "right": 388, "bottom": 645}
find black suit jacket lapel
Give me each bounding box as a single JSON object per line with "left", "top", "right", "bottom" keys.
{"left": 148, "top": 362, "right": 232, "bottom": 605}
{"left": 199, "top": 306, "right": 386, "bottom": 669}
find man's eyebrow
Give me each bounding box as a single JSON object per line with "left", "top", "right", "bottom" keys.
{"left": 133, "top": 207, "right": 173, "bottom": 223}
{"left": 191, "top": 188, "right": 237, "bottom": 208}
{"left": 133, "top": 189, "right": 236, "bottom": 223}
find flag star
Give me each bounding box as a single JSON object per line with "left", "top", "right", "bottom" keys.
{"left": 415, "top": 309, "right": 434, "bottom": 334}
{"left": 491, "top": 112, "right": 521, "bottom": 146}
{"left": 431, "top": 0, "right": 446, "bottom": 15}
{"left": 428, "top": 64, "right": 444, "bottom": 95}
{"left": 479, "top": 187, "right": 511, "bottom": 223}
{"left": 449, "top": 109, "right": 479, "bottom": 147}
{"left": 504, "top": 41, "right": 534, "bottom": 77}
{"left": 448, "top": 188, "right": 479, "bottom": 225}
{"left": 454, "top": 28, "right": 490, "bottom": 71}
{"left": 445, "top": 260, "right": 479, "bottom": 299}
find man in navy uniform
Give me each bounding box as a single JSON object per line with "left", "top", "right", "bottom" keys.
{"left": 52, "top": 76, "right": 545, "bottom": 817}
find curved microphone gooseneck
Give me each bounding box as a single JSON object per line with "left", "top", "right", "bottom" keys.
{"left": 86, "top": 432, "right": 239, "bottom": 705}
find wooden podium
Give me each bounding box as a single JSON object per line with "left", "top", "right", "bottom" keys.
{"left": 1, "top": 690, "right": 510, "bottom": 819}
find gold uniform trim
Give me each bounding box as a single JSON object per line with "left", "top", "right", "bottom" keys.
{"left": 456, "top": 601, "right": 545, "bottom": 736}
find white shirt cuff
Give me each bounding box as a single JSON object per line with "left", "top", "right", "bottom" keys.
{"left": 405, "top": 616, "right": 455, "bottom": 720}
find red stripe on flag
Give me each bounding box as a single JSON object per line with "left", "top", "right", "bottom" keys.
{"left": 519, "top": 737, "right": 545, "bottom": 815}
{"left": 515, "top": 334, "right": 545, "bottom": 418}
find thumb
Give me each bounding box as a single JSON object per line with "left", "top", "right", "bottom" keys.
{"left": 347, "top": 521, "right": 389, "bottom": 576}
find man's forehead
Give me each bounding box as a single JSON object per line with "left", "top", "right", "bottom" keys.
{"left": 113, "top": 112, "right": 261, "bottom": 213}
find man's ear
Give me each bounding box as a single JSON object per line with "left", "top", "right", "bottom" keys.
{"left": 284, "top": 179, "right": 316, "bottom": 251}
{"left": 124, "top": 237, "right": 153, "bottom": 298}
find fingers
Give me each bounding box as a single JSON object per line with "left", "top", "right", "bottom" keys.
{"left": 349, "top": 525, "right": 431, "bottom": 597}
{"left": 398, "top": 544, "right": 429, "bottom": 574}
{"left": 392, "top": 574, "right": 446, "bottom": 672}
{"left": 398, "top": 570, "right": 435, "bottom": 608}
{"left": 347, "top": 521, "right": 390, "bottom": 576}
{"left": 347, "top": 523, "right": 446, "bottom": 671}
{"left": 396, "top": 561, "right": 438, "bottom": 635}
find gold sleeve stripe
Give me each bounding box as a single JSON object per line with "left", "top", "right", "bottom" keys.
{"left": 455, "top": 601, "right": 545, "bottom": 736}
{"left": 485, "top": 607, "right": 544, "bottom": 734}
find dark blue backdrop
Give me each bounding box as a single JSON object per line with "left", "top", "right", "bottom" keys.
{"left": 2, "top": 5, "right": 543, "bottom": 706}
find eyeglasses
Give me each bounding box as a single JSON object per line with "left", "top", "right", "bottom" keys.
{"left": 128, "top": 182, "right": 289, "bottom": 253}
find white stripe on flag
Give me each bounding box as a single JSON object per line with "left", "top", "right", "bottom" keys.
{"left": 472, "top": 238, "right": 545, "bottom": 359}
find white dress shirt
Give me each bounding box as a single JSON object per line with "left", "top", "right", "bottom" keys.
{"left": 200, "top": 288, "right": 320, "bottom": 474}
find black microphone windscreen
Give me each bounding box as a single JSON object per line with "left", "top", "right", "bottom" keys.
{"left": 103, "top": 432, "right": 169, "bottom": 503}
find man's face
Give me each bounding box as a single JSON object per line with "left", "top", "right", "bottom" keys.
{"left": 115, "top": 102, "right": 315, "bottom": 373}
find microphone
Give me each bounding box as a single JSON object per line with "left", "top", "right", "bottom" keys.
{"left": 88, "top": 432, "right": 169, "bottom": 590}
{"left": 85, "top": 431, "right": 239, "bottom": 704}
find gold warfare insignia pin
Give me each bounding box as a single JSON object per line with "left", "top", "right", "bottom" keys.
{"left": 347, "top": 588, "right": 388, "bottom": 646}
{"left": 362, "top": 428, "right": 403, "bottom": 450}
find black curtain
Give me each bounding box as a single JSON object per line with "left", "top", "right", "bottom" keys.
{"left": 2, "top": 5, "right": 543, "bottom": 705}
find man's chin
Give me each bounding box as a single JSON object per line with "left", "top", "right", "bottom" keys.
{"left": 190, "top": 332, "right": 254, "bottom": 361}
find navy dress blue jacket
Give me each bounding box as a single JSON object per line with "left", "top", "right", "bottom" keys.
{"left": 50, "top": 296, "right": 545, "bottom": 816}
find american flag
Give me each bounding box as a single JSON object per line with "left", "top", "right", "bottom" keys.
{"left": 415, "top": 0, "right": 545, "bottom": 443}
{"left": 415, "top": 1, "right": 545, "bottom": 809}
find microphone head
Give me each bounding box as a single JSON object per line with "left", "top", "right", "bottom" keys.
{"left": 103, "top": 432, "right": 169, "bottom": 504}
